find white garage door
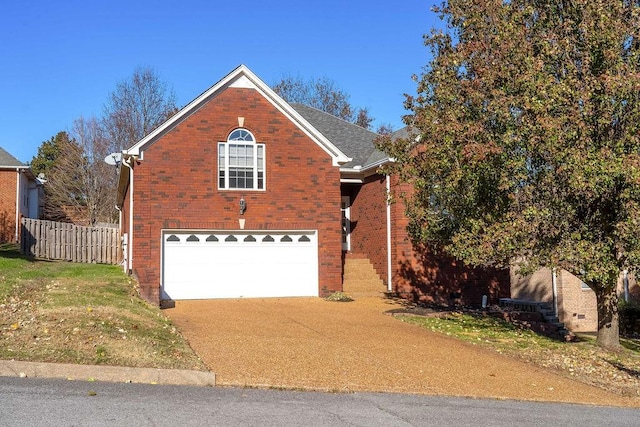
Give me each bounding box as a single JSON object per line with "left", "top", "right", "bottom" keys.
{"left": 162, "top": 230, "right": 318, "bottom": 300}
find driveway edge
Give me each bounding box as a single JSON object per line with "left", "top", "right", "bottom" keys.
{"left": 0, "top": 360, "right": 215, "bottom": 386}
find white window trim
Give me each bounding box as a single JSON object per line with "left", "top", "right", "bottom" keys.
{"left": 218, "top": 129, "right": 266, "bottom": 191}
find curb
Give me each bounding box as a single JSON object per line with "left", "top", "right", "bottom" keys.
{"left": 0, "top": 360, "right": 215, "bottom": 386}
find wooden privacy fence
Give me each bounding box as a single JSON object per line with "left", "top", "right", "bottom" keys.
{"left": 20, "top": 218, "right": 122, "bottom": 265}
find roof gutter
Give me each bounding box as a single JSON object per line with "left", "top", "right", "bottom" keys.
{"left": 340, "top": 157, "right": 393, "bottom": 182}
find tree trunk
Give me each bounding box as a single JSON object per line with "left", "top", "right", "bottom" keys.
{"left": 595, "top": 284, "right": 620, "bottom": 350}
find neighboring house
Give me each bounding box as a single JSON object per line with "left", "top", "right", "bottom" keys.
{"left": 512, "top": 268, "right": 639, "bottom": 332}
{"left": 0, "top": 147, "right": 43, "bottom": 243}
{"left": 116, "top": 65, "right": 509, "bottom": 305}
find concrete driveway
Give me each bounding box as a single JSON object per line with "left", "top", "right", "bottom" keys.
{"left": 164, "top": 296, "right": 633, "bottom": 406}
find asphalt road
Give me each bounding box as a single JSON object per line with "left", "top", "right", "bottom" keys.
{"left": 1, "top": 377, "right": 639, "bottom": 426}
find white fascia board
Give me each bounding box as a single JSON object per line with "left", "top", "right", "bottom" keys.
{"left": 340, "top": 157, "right": 393, "bottom": 183}
{"left": 0, "top": 165, "right": 28, "bottom": 170}
{"left": 340, "top": 177, "right": 364, "bottom": 184}
{"left": 360, "top": 158, "right": 393, "bottom": 173}
{"left": 125, "top": 65, "right": 352, "bottom": 167}
{"left": 340, "top": 158, "right": 392, "bottom": 177}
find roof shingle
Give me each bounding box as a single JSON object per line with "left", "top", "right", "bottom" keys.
{"left": 0, "top": 147, "right": 26, "bottom": 168}
{"left": 290, "top": 103, "right": 389, "bottom": 170}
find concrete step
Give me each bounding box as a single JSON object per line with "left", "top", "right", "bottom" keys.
{"left": 499, "top": 298, "right": 570, "bottom": 338}
{"left": 343, "top": 257, "right": 385, "bottom": 296}
{"left": 343, "top": 275, "right": 382, "bottom": 283}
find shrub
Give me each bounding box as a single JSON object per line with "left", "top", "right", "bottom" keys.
{"left": 619, "top": 301, "right": 640, "bottom": 335}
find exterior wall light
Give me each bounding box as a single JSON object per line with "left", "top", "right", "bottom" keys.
{"left": 239, "top": 196, "right": 247, "bottom": 215}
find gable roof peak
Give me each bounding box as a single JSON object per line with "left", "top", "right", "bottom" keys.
{"left": 124, "top": 65, "right": 350, "bottom": 166}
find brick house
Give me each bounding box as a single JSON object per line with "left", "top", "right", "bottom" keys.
{"left": 116, "top": 65, "right": 509, "bottom": 305}
{"left": 0, "top": 147, "right": 43, "bottom": 243}
{"left": 512, "top": 268, "right": 639, "bottom": 332}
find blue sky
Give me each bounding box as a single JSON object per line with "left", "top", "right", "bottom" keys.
{"left": 1, "top": 0, "right": 441, "bottom": 164}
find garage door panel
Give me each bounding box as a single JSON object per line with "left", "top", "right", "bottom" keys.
{"left": 162, "top": 231, "right": 318, "bottom": 300}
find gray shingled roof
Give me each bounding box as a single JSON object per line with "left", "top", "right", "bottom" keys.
{"left": 391, "top": 126, "right": 411, "bottom": 140}
{"left": 290, "top": 103, "right": 390, "bottom": 169}
{"left": 0, "top": 146, "right": 26, "bottom": 167}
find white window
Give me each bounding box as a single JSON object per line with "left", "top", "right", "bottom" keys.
{"left": 218, "top": 129, "right": 265, "bottom": 190}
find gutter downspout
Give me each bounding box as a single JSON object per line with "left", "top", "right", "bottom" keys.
{"left": 386, "top": 175, "right": 392, "bottom": 292}
{"left": 122, "top": 156, "right": 135, "bottom": 273}
{"left": 115, "top": 204, "right": 123, "bottom": 267}
{"left": 15, "top": 168, "right": 21, "bottom": 243}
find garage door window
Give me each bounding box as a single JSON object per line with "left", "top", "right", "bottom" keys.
{"left": 218, "top": 129, "right": 265, "bottom": 190}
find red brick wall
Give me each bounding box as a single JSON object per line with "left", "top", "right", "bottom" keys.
{"left": 0, "top": 170, "right": 17, "bottom": 243}
{"left": 128, "top": 87, "right": 343, "bottom": 304}
{"left": 389, "top": 177, "right": 510, "bottom": 307}
{"left": 343, "top": 174, "right": 389, "bottom": 284}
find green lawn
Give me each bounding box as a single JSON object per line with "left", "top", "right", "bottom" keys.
{"left": 0, "top": 244, "right": 206, "bottom": 370}
{"left": 396, "top": 311, "right": 640, "bottom": 397}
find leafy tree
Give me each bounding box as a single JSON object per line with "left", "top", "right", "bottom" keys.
{"left": 35, "top": 132, "right": 82, "bottom": 222}
{"left": 273, "top": 75, "right": 375, "bottom": 129}
{"left": 377, "top": 0, "right": 640, "bottom": 349}
{"left": 31, "top": 131, "right": 75, "bottom": 222}
{"left": 30, "top": 131, "right": 68, "bottom": 178}
{"left": 31, "top": 119, "right": 117, "bottom": 225}
{"left": 103, "top": 66, "right": 177, "bottom": 153}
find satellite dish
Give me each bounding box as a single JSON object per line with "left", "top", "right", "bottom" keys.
{"left": 104, "top": 152, "right": 122, "bottom": 166}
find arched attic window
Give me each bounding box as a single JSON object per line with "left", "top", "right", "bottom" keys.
{"left": 218, "top": 128, "right": 265, "bottom": 190}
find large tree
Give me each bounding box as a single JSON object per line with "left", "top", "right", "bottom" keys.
{"left": 32, "top": 67, "right": 176, "bottom": 225}
{"left": 30, "top": 131, "right": 73, "bottom": 222}
{"left": 273, "top": 75, "right": 375, "bottom": 129}
{"left": 30, "top": 131, "right": 67, "bottom": 179}
{"left": 103, "top": 66, "right": 177, "bottom": 153}
{"left": 33, "top": 118, "right": 117, "bottom": 225}
{"left": 377, "top": 0, "right": 640, "bottom": 349}
{"left": 70, "top": 116, "right": 117, "bottom": 224}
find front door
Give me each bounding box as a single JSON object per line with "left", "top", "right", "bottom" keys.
{"left": 341, "top": 196, "right": 351, "bottom": 251}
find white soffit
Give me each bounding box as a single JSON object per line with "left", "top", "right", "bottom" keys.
{"left": 229, "top": 75, "right": 255, "bottom": 89}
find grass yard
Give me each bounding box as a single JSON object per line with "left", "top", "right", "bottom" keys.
{"left": 4, "top": 241, "right": 640, "bottom": 397}
{"left": 0, "top": 244, "right": 206, "bottom": 371}
{"left": 396, "top": 310, "right": 640, "bottom": 397}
